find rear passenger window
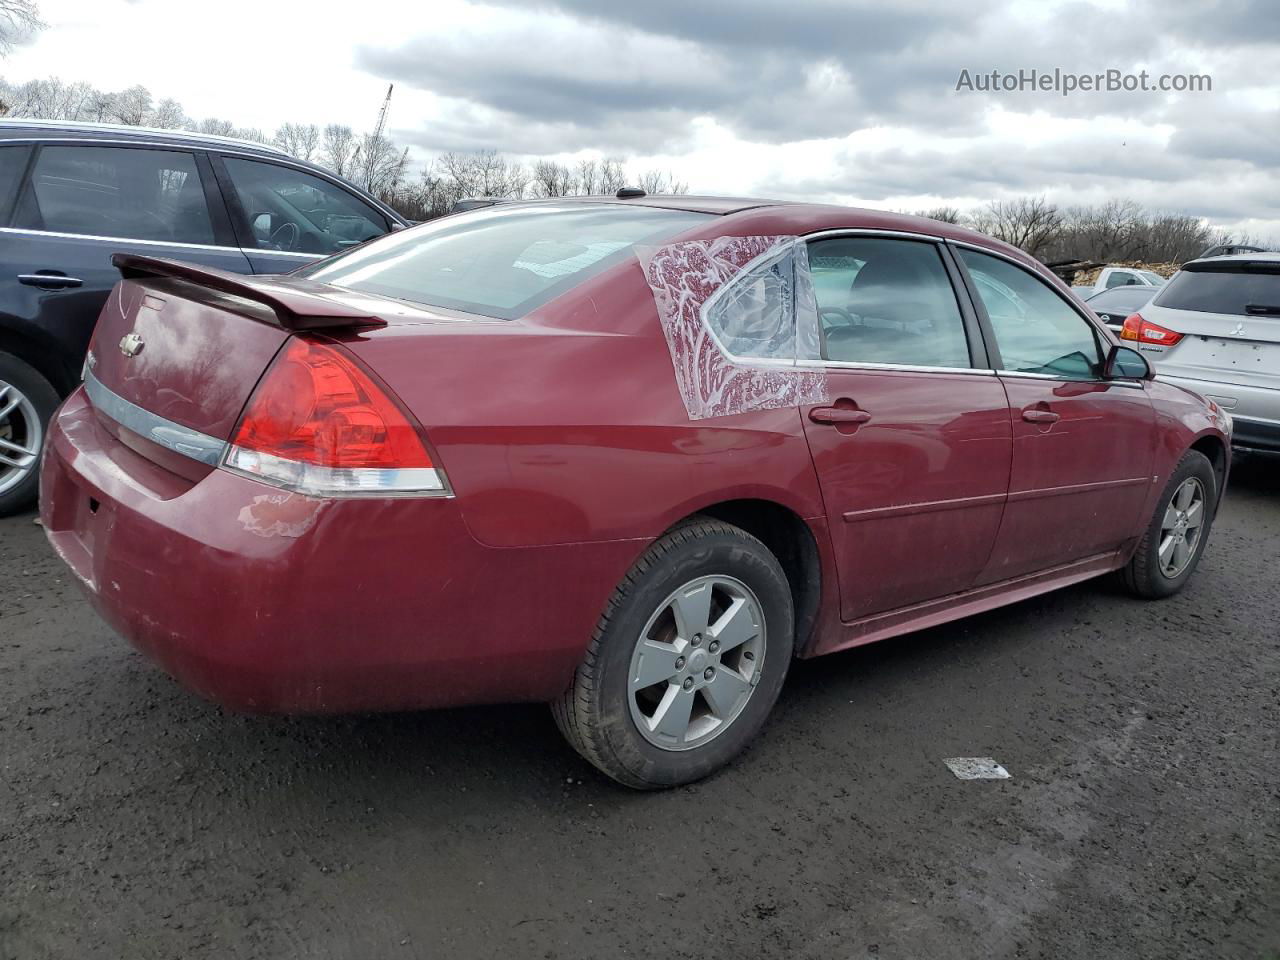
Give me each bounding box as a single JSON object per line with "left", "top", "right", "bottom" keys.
{"left": 15, "top": 146, "right": 214, "bottom": 245}
{"left": 960, "top": 248, "right": 1102, "bottom": 380}
{"left": 0, "top": 145, "right": 32, "bottom": 224}
{"left": 807, "top": 237, "right": 973, "bottom": 368}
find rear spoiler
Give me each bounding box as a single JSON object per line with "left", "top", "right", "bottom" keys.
{"left": 112, "top": 254, "right": 386, "bottom": 331}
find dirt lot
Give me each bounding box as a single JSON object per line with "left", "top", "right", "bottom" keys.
{"left": 2, "top": 455, "right": 1277, "bottom": 960}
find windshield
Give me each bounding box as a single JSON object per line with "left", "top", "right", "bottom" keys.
{"left": 300, "top": 202, "right": 712, "bottom": 319}
{"left": 1139, "top": 270, "right": 1166, "bottom": 285}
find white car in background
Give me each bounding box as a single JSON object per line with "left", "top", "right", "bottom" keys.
{"left": 1122, "top": 253, "right": 1280, "bottom": 452}
{"left": 1073, "top": 265, "right": 1167, "bottom": 298}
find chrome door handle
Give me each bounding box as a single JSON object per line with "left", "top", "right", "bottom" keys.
{"left": 809, "top": 406, "right": 872, "bottom": 425}
{"left": 18, "top": 273, "right": 83, "bottom": 289}
{"left": 1022, "top": 408, "right": 1060, "bottom": 424}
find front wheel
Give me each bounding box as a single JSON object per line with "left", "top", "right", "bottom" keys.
{"left": 552, "top": 518, "right": 794, "bottom": 789}
{"left": 1121, "top": 450, "right": 1218, "bottom": 599}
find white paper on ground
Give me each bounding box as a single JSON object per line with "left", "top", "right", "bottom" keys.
{"left": 943, "top": 757, "right": 1011, "bottom": 780}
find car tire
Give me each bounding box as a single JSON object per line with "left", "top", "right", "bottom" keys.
{"left": 0, "top": 351, "right": 60, "bottom": 517}
{"left": 1121, "top": 449, "right": 1218, "bottom": 599}
{"left": 552, "top": 517, "right": 794, "bottom": 789}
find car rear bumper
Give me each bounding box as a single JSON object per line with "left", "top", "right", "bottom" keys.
{"left": 1155, "top": 372, "right": 1280, "bottom": 451}
{"left": 39, "top": 389, "right": 635, "bottom": 713}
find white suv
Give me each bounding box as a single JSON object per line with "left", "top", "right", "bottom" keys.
{"left": 1121, "top": 253, "right": 1280, "bottom": 452}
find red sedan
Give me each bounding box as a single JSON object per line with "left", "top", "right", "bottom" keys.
{"left": 39, "top": 195, "right": 1231, "bottom": 788}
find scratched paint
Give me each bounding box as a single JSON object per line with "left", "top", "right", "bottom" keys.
{"left": 237, "top": 493, "right": 322, "bottom": 539}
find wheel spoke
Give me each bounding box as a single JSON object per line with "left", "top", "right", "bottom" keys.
{"left": 632, "top": 639, "right": 682, "bottom": 688}
{"left": 648, "top": 685, "right": 696, "bottom": 743}
{"left": 1174, "top": 538, "right": 1191, "bottom": 571}
{"left": 1158, "top": 534, "right": 1176, "bottom": 566}
{"left": 0, "top": 390, "right": 19, "bottom": 422}
{"left": 0, "top": 434, "right": 38, "bottom": 458}
{"left": 670, "top": 580, "right": 713, "bottom": 639}
{"left": 1175, "top": 480, "right": 1195, "bottom": 511}
{"left": 701, "top": 666, "right": 751, "bottom": 718}
{"left": 1161, "top": 502, "right": 1179, "bottom": 531}
{"left": 708, "top": 596, "right": 757, "bottom": 653}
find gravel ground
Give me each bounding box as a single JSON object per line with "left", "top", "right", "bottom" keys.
{"left": 1, "top": 454, "right": 1277, "bottom": 960}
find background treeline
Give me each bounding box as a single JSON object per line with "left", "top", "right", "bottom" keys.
{"left": 915, "top": 197, "right": 1268, "bottom": 265}
{"left": 0, "top": 76, "right": 688, "bottom": 220}
{"left": 1, "top": 76, "right": 1268, "bottom": 261}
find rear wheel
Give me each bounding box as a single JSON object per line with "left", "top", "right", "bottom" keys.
{"left": 0, "top": 351, "right": 60, "bottom": 517}
{"left": 552, "top": 518, "right": 794, "bottom": 789}
{"left": 1121, "top": 450, "right": 1217, "bottom": 599}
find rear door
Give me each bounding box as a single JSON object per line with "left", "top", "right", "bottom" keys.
{"left": 1137, "top": 259, "right": 1280, "bottom": 439}
{"left": 0, "top": 141, "right": 250, "bottom": 382}
{"left": 955, "top": 246, "right": 1155, "bottom": 582}
{"left": 210, "top": 153, "right": 392, "bottom": 275}
{"left": 801, "top": 234, "right": 1013, "bottom": 622}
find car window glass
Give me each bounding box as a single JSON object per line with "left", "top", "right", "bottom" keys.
{"left": 807, "top": 237, "right": 972, "bottom": 368}
{"left": 1106, "top": 271, "right": 1139, "bottom": 288}
{"left": 703, "top": 245, "right": 798, "bottom": 360}
{"left": 303, "top": 202, "right": 710, "bottom": 319}
{"left": 221, "top": 157, "right": 387, "bottom": 255}
{"left": 0, "top": 144, "right": 32, "bottom": 224}
{"left": 14, "top": 145, "right": 214, "bottom": 244}
{"left": 961, "top": 248, "right": 1102, "bottom": 380}
{"left": 1155, "top": 264, "right": 1280, "bottom": 316}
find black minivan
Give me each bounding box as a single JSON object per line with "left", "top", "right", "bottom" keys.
{"left": 0, "top": 119, "right": 407, "bottom": 513}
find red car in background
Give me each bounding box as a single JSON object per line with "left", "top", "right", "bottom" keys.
{"left": 39, "top": 195, "right": 1230, "bottom": 789}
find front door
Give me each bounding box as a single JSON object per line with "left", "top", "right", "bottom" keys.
{"left": 955, "top": 246, "right": 1156, "bottom": 582}
{"left": 802, "top": 235, "right": 1013, "bottom": 622}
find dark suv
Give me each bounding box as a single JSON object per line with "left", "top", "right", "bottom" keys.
{"left": 0, "top": 119, "right": 406, "bottom": 513}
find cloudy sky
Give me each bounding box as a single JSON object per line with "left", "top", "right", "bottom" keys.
{"left": 4, "top": 0, "right": 1278, "bottom": 236}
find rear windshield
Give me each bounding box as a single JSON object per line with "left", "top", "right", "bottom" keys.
{"left": 300, "top": 203, "right": 712, "bottom": 319}
{"left": 1155, "top": 264, "right": 1280, "bottom": 316}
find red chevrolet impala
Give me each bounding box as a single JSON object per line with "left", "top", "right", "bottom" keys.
{"left": 39, "top": 195, "right": 1231, "bottom": 788}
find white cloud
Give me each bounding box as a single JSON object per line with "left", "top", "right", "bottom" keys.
{"left": 3, "top": 0, "right": 1277, "bottom": 238}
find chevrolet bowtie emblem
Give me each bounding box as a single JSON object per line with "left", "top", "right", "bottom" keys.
{"left": 119, "top": 332, "right": 145, "bottom": 358}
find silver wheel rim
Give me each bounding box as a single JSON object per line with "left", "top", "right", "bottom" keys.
{"left": 627, "top": 575, "right": 765, "bottom": 752}
{"left": 1158, "top": 477, "right": 1206, "bottom": 579}
{"left": 0, "top": 380, "right": 42, "bottom": 497}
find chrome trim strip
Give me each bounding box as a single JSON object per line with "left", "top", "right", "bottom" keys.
{"left": 806, "top": 360, "right": 994, "bottom": 375}
{"left": 805, "top": 227, "right": 946, "bottom": 243}
{"left": 1006, "top": 476, "right": 1149, "bottom": 503}
{"left": 0, "top": 125, "right": 290, "bottom": 155}
{"left": 83, "top": 370, "right": 228, "bottom": 466}
{"left": 0, "top": 226, "right": 248, "bottom": 255}
{"left": 843, "top": 491, "right": 1006, "bottom": 523}
{"left": 997, "top": 369, "right": 1146, "bottom": 389}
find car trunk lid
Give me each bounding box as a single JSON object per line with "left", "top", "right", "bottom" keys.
{"left": 84, "top": 256, "right": 392, "bottom": 470}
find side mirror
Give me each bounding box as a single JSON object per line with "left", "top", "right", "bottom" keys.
{"left": 1104, "top": 344, "right": 1153, "bottom": 381}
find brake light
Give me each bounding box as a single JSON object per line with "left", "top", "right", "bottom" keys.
{"left": 223, "top": 337, "right": 448, "bottom": 496}
{"left": 1119, "top": 313, "right": 1183, "bottom": 347}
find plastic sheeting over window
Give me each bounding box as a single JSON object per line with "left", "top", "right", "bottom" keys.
{"left": 638, "top": 235, "right": 828, "bottom": 420}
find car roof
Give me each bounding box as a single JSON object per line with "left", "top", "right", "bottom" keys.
{"left": 1184, "top": 251, "right": 1280, "bottom": 267}
{"left": 0, "top": 118, "right": 290, "bottom": 157}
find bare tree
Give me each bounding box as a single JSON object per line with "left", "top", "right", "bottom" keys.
{"left": 150, "top": 97, "right": 188, "bottom": 129}
{"left": 636, "top": 169, "right": 689, "bottom": 195}
{"left": 109, "top": 85, "right": 152, "bottom": 126}
{"left": 320, "top": 124, "right": 359, "bottom": 178}
{"left": 969, "top": 196, "right": 1063, "bottom": 260}
{"left": 529, "top": 159, "right": 577, "bottom": 198}
{"left": 0, "top": 0, "right": 44, "bottom": 55}
{"left": 197, "top": 117, "right": 235, "bottom": 137}
{"left": 274, "top": 122, "right": 320, "bottom": 161}
{"left": 914, "top": 206, "right": 963, "bottom": 224}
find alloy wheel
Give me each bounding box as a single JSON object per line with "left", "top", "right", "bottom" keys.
{"left": 1158, "top": 476, "right": 1205, "bottom": 579}
{"left": 627, "top": 575, "right": 765, "bottom": 751}
{"left": 0, "top": 380, "right": 42, "bottom": 497}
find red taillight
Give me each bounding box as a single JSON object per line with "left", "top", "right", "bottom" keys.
{"left": 224, "top": 337, "right": 448, "bottom": 496}
{"left": 1120, "top": 313, "right": 1183, "bottom": 346}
